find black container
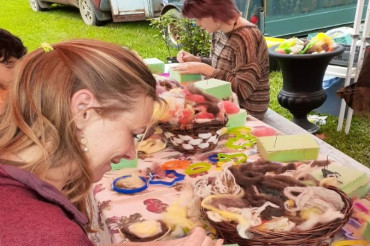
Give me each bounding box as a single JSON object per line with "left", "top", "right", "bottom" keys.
{"left": 166, "top": 56, "right": 178, "bottom": 64}
{"left": 269, "top": 44, "right": 345, "bottom": 133}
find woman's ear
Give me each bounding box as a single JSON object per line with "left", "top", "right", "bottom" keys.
{"left": 71, "top": 89, "right": 99, "bottom": 130}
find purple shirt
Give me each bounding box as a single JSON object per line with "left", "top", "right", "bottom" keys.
{"left": 0, "top": 164, "right": 94, "bottom": 246}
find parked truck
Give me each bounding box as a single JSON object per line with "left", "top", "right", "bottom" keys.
{"left": 30, "top": 0, "right": 365, "bottom": 37}
{"left": 29, "top": 0, "right": 164, "bottom": 26}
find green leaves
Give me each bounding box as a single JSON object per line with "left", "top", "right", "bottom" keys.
{"left": 174, "top": 17, "right": 211, "bottom": 56}
{"left": 149, "top": 12, "right": 211, "bottom": 57}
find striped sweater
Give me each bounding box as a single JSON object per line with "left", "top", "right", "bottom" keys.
{"left": 201, "top": 24, "right": 270, "bottom": 119}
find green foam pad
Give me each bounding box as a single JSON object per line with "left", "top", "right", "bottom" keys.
{"left": 348, "top": 184, "right": 370, "bottom": 199}
{"left": 143, "top": 58, "right": 165, "bottom": 74}
{"left": 194, "top": 79, "right": 232, "bottom": 99}
{"left": 311, "top": 164, "right": 370, "bottom": 195}
{"left": 363, "top": 221, "right": 370, "bottom": 241}
{"left": 257, "top": 134, "right": 319, "bottom": 162}
{"left": 169, "top": 67, "right": 201, "bottom": 82}
{"left": 111, "top": 158, "right": 138, "bottom": 170}
{"left": 226, "top": 109, "right": 247, "bottom": 130}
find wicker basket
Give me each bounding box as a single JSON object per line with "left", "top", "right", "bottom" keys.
{"left": 202, "top": 186, "right": 353, "bottom": 246}
{"left": 160, "top": 118, "right": 227, "bottom": 154}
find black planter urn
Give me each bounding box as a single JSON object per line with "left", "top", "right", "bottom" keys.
{"left": 269, "top": 44, "right": 344, "bottom": 133}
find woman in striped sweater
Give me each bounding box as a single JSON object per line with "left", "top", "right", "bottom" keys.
{"left": 174, "top": 0, "right": 270, "bottom": 119}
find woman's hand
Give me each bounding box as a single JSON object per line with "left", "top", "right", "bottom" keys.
{"left": 172, "top": 62, "right": 215, "bottom": 77}
{"left": 116, "top": 227, "right": 223, "bottom": 246}
{"left": 175, "top": 227, "right": 224, "bottom": 246}
{"left": 177, "top": 50, "right": 201, "bottom": 63}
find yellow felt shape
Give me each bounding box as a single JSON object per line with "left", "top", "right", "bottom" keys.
{"left": 137, "top": 138, "right": 166, "bottom": 154}
{"left": 128, "top": 220, "right": 162, "bottom": 238}
{"left": 162, "top": 202, "right": 196, "bottom": 230}
{"left": 300, "top": 207, "right": 323, "bottom": 220}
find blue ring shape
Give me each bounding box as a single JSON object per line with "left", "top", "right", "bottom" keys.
{"left": 112, "top": 175, "right": 148, "bottom": 194}
{"left": 149, "top": 170, "right": 185, "bottom": 187}
{"left": 207, "top": 153, "right": 219, "bottom": 163}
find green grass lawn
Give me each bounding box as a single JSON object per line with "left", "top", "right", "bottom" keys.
{"left": 1, "top": 0, "right": 369, "bottom": 166}
{"left": 0, "top": 0, "right": 177, "bottom": 60}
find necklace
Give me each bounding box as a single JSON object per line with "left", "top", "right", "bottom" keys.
{"left": 222, "top": 18, "right": 238, "bottom": 36}
{"left": 232, "top": 18, "right": 238, "bottom": 32}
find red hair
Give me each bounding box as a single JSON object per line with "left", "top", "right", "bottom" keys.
{"left": 182, "top": 0, "right": 240, "bottom": 23}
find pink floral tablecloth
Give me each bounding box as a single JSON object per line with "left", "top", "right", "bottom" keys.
{"left": 87, "top": 115, "right": 361, "bottom": 245}
{"left": 88, "top": 116, "right": 269, "bottom": 245}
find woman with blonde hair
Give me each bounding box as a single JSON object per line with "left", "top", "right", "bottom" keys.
{"left": 0, "top": 39, "right": 222, "bottom": 246}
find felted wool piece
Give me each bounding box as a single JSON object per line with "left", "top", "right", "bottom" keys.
{"left": 137, "top": 138, "right": 166, "bottom": 154}
{"left": 194, "top": 79, "right": 232, "bottom": 99}
{"left": 143, "top": 58, "right": 165, "bottom": 74}
{"left": 120, "top": 220, "right": 168, "bottom": 242}
{"left": 257, "top": 134, "right": 319, "bottom": 162}
{"left": 128, "top": 220, "right": 162, "bottom": 238}
{"left": 162, "top": 202, "right": 196, "bottom": 230}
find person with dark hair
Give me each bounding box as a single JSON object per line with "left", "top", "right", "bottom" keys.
{"left": 0, "top": 39, "right": 222, "bottom": 246}
{"left": 0, "top": 28, "right": 27, "bottom": 90}
{"left": 0, "top": 29, "right": 27, "bottom": 111}
{"left": 173, "top": 0, "right": 270, "bottom": 119}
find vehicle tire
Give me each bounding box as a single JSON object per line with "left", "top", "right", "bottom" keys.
{"left": 29, "top": 0, "right": 51, "bottom": 12}
{"left": 79, "top": 0, "right": 103, "bottom": 26}
{"left": 163, "top": 9, "right": 182, "bottom": 49}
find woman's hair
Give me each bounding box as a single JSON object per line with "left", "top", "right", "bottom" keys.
{"left": 0, "top": 39, "right": 158, "bottom": 229}
{"left": 182, "top": 0, "right": 240, "bottom": 23}
{"left": 0, "top": 28, "right": 27, "bottom": 62}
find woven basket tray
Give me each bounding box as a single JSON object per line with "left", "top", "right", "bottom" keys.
{"left": 160, "top": 118, "right": 228, "bottom": 154}
{"left": 202, "top": 186, "right": 353, "bottom": 246}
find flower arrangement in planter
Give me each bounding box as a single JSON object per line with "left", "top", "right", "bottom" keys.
{"left": 269, "top": 33, "right": 344, "bottom": 133}
{"left": 274, "top": 33, "right": 337, "bottom": 54}
{"left": 149, "top": 10, "right": 211, "bottom": 63}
